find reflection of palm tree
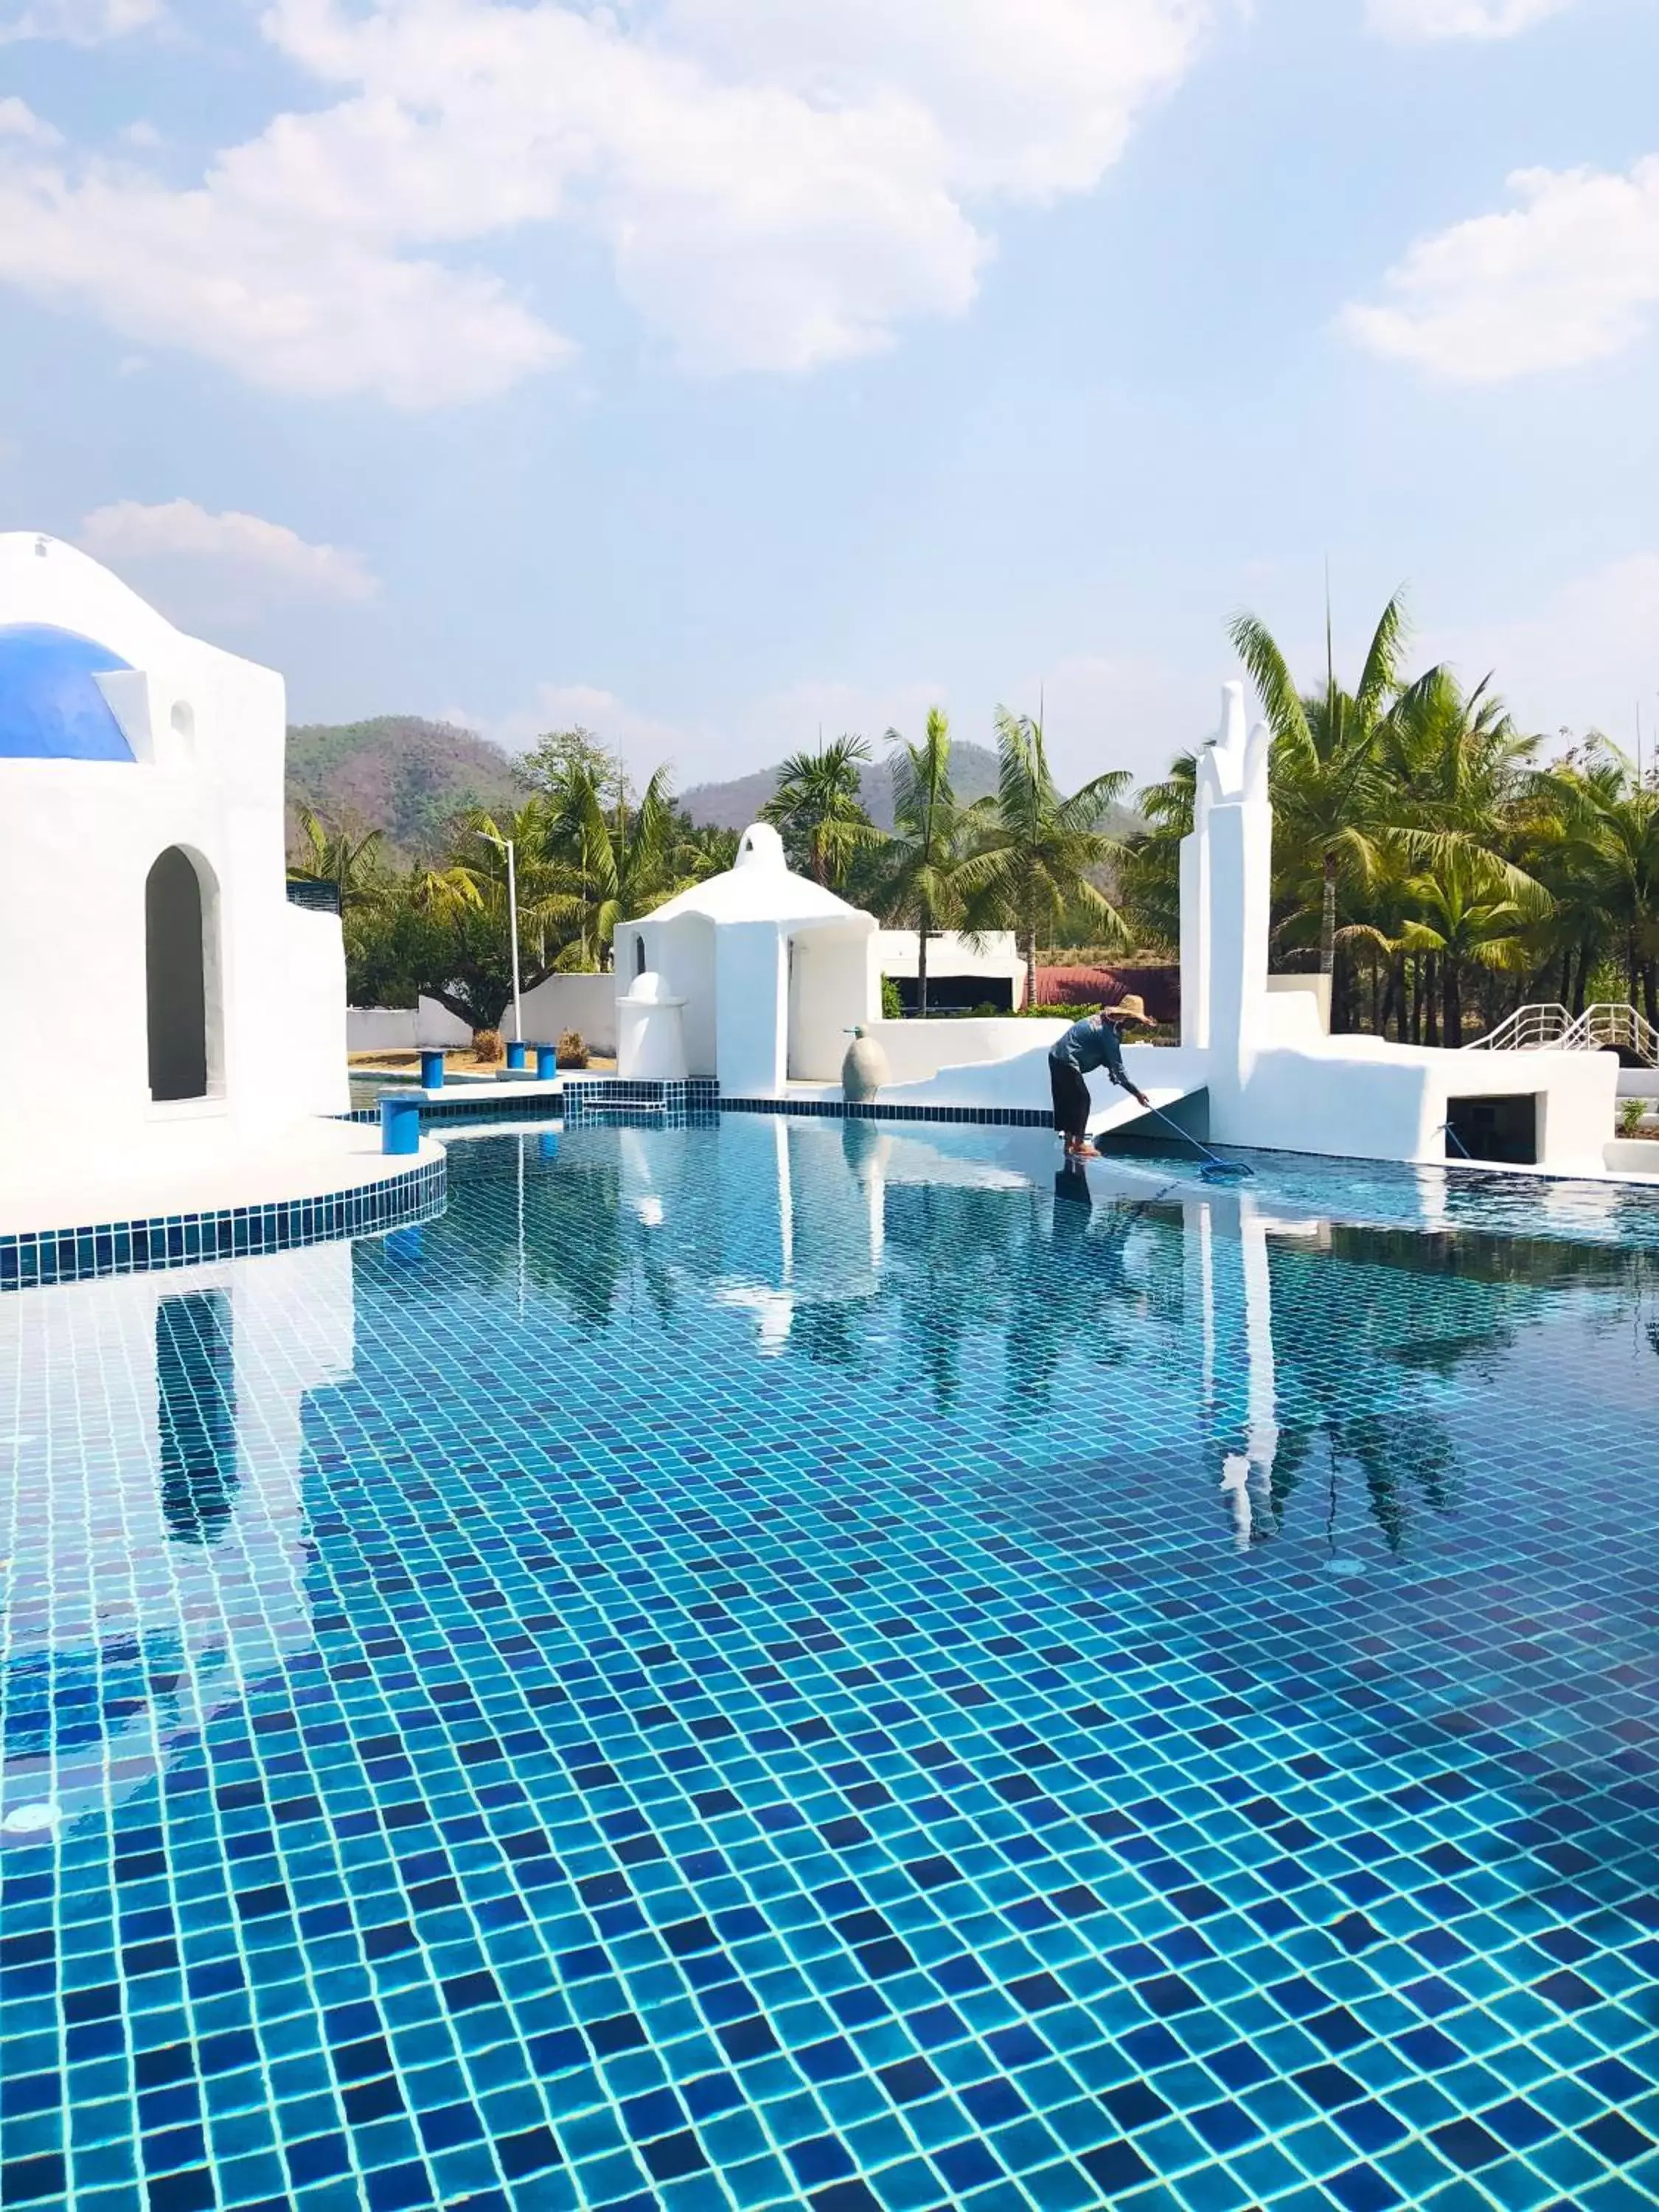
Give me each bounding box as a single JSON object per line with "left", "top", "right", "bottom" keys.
{"left": 1253, "top": 1224, "right": 1641, "bottom": 1554}
{"left": 882, "top": 1183, "right": 1020, "bottom": 1408}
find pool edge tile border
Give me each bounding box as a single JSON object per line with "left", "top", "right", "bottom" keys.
{"left": 0, "top": 1153, "right": 446, "bottom": 1293}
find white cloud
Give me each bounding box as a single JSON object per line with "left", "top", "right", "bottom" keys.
{"left": 1342, "top": 157, "right": 1659, "bottom": 380}
{"left": 1365, "top": 0, "right": 1573, "bottom": 38}
{"left": 0, "top": 0, "right": 1212, "bottom": 404}
{"left": 0, "top": 145, "right": 566, "bottom": 407}
{"left": 0, "top": 0, "right": 161, "bottom": 43}
{"left": 80, "top": 498, "right": 379, "bottom": 608}
{"left": 0, "top": 100, "right": 62, "bottom": 146}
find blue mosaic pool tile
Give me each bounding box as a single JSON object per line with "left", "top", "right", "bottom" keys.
{"left": 4, "top": 1119, "right": 1659, "bottom": 2212}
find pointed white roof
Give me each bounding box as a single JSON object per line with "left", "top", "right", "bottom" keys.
{"left": 641, "top": 821, "right": 873, "bottom": 929}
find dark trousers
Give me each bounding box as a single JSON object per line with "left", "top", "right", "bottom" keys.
{"left": 1049, "top": 1057, "right": 1091, "bottom": 1142}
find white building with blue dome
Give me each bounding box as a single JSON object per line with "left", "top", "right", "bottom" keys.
{"left": 0, "top": 532, "right": 358, "bottom": 1229}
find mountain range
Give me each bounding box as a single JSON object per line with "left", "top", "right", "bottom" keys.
{"left": 285, "top": 720, "right": 1135, "bottom": 860}
{"left": 678, "top": 741, "right": 1005, "bottom": 832}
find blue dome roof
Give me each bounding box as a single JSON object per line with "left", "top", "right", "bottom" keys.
{"left": 0, "top": 623, "right": 136, "bottom": 762}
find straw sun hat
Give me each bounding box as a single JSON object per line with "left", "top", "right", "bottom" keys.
{"left": 1103, "top": 994, "right": 1155, "bottom": 1026}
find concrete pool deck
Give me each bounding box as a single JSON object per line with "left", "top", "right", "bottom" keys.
{"left": 0, "top": 1114, "right": 445, "bottom": 1241}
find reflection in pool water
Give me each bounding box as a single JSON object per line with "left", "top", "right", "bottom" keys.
{"left": 1, "top": 1120, "right": 1658, "bottom": 2212}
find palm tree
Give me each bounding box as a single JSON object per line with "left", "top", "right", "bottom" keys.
{"left": 761, "top": 734, "right": 883, "bottom": 888}
{"left": 965, "top": 709, "right": 1131, "bottom": 1006}
{"left": 534, "top": 764, "right": 684, "bottom": 969}
{"left": 1230, "top": 591, "right": 1407, "bottom": 979}
{"left": 1370, "top": 666, "right": 1548, "bottom": 1040}
{"left": 1541, "top": 747, "right": 1659, "bottom": 1021}
{"left": 1119, "top": 751, "right": 1197, "bottom": 962}
{"left": 1392, "top": 846, "right": 1551, "bottom": 1045}
{"left": 288, "top": 806, "right": 386, "bottom": 912}
{"left": 879, "top": 709, "right": 990, "bottom": 1018}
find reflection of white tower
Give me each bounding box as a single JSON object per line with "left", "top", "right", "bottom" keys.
{"left": 0, "top": 1242, "right": 355, "bottom": 1843}
{"left": 613, "top": 1118, "right": 882, "bottom": 1357}
{"left": 1185, "top": 1182, "right": 1281, "bottom": 1550}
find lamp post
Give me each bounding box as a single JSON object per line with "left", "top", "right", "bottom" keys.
{"left": 477, "top": 830, "right": 523, "bottom": 1045}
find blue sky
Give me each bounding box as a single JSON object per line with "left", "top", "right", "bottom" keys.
{"left": 1, "top": 0, "right": 1655, "bottom": 793}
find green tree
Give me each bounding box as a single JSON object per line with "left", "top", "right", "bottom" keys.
{"left": 965, "top": 709, "right": 1130, "bottom": 1006}
{"left": 521, "top": 726, "right": 631, "bottom": 810}
{"left": 1229, "top": 591, "right": 1407, "bottom": 979}
{"left": 761, "top": 734, "right": 883, "bottom": 888}
{"left": 1541, "top": 746, "right": 1659, "bottom": 1022}
{"left": 1392, "top": 846, "right": 1550, "bottom": 1045}
{"left": 877, "top": 709, "right": 989, "bottom": 1017}
{"left": 533, "top": 764, "right": 683, "bottom": 970}
{"left": 288, "top": 806, "right": 388, "bottom": 912}
{"left": 1366, "top": 666, "right": 1548, "bottom": 1041}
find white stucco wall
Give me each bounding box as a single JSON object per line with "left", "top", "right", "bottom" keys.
{"left": 515, "top": 972, "right": 618, "bottom": 1054}
{"left": 716, "top": 922, "right": 790, "bottom": 1094}
{"left": 788, "top": 925, "right": 880, "bottom": 1082}
{"left": 630, "top": 915, "right": 717, "bottom": 1077}
{"left": 348, "top": 1006, "right": 419, "bottom": 1054}
{"left": 346, "top": 998, "right": 473, "bottom": 1053}
{"left": 869, "top": 1018, "right": 1068, "bottom": 1087}
{"left": 0, "top": 535, "right": 349, "bottom": 1166}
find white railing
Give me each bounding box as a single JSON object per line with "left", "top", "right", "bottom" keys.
{"left": 1463, "top": 1004, "right": 1570, "bottom": 1052}
{"left": 1464, "top": 1001, "right": 1659, "bottom": 1065}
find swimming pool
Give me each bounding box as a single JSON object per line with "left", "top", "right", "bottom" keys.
{"left": 3, "top": 1119, "right": 1658, "bottom": 2212}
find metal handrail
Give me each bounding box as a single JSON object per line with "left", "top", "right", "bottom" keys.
{"left": 1565, "top": 1003, "right": 1659, "bottom": 1063}
{"left": 1463, "top": 1004, "right": 1570, "bottom": 1052}
{"left": 1464, "top": 1000, "right": 1658, "bottom": 1065}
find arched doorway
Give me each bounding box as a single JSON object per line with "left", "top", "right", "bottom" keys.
{"left": 146, "top": 846, "right": 212, "bottom": 1102}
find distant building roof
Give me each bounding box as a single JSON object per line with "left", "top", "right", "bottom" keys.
{"left": 0, "top": 624, "right": 136, "bottom": 762}
{"left": 642, "top": 821, "right": 871, "bottom": 929}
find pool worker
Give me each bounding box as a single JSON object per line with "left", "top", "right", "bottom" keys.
{"left": 1049, "top": 996, "right": 1154, "bottom": 1160}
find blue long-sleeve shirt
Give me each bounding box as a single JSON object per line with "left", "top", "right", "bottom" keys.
{"left": 1048, "top": 1014, "right": 1126, "bottom": 1082}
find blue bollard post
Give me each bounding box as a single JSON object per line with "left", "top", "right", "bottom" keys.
{"left": 539, "top": 1131, "right": 559, "bottom": 1162}
{"left": 536, "top": 1044, "right": 559, "bottom": 1081}
{"left": 420, "top": 1048, "right": 445, "bottom": 1090}
{"left": 507, "top": 1040, "right": 529, "bottom": 1071}
{"left": 380, "top": 1096, "right": 422, "bottom": 1155}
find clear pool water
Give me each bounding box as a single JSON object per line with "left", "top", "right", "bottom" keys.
{"left": 4, "top": 1118, "right": 1659, "bottom": 2212}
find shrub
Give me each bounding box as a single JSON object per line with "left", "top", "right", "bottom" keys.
{"left": 556, "top": 1030, "right": 590, "bottom": 1069}
{"left": 1618, "top": 1096, "right": 1648, "bottom": 1137}
{"left": 471, "top": 1027, "right": 504, "bottom": 1064}
{"left": 880, "top": 975, "right": 902, "bottom": 1020}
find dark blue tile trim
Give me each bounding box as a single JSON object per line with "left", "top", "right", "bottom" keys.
{"left": 719, "top": 1093, "right": 1056, "bottom": 1128}
{"left": 0, "top": 1155, "right": 445, "bottom": 1293}
{"left": 343, "top": 1089, "right": 568, "bottom": 1127}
